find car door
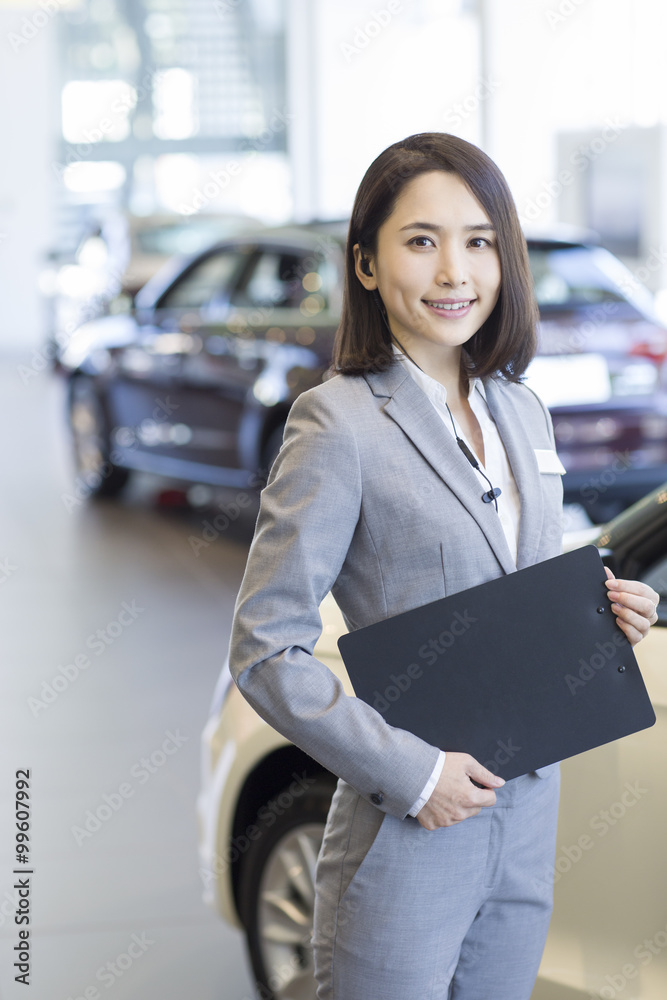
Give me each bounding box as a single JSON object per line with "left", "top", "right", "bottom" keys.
{"left": 108, "top": 247, "right": 253, "bottom": 485}
{"left": 181, "top": 239, "right": 343, "bottom": 475}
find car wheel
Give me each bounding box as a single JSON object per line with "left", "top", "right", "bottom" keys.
{"left": 239, "top": 775, "right": 334, "bottom": 1000}
{"left": 68, "top": 376, "right": 130, "bottom": 498}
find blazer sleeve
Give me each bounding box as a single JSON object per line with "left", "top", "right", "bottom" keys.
{"left": 227, "top": 385, "right": 442, "bottom": 820}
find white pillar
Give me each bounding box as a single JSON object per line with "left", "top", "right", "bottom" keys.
{"left": 0, "top": 6, "right": 58, "bottom": 353}
{"left": 285, "top": 0, "right": 321, "bottom": 221}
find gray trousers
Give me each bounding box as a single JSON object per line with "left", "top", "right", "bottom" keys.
{"left": 312, "top": 765, "right": 561, "bottom": 1000}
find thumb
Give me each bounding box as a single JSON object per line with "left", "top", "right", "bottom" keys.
{"left": 467, "top": 759, "right": 505, "bottom": 788}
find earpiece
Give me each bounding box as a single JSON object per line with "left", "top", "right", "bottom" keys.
{"left": 360, "top": 257, "right": 373, "bottom": 277}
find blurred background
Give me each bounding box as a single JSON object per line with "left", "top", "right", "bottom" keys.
{"left": 2, "top": 0, "right": 667, "bottom": 998}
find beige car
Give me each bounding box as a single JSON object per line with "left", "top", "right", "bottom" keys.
{"left": 198, "top": 485, "right": 667, "bottom": 1000}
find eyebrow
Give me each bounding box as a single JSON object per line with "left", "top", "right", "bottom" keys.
{"left": 398, "top": 221, "right": 495, "bottom": 233}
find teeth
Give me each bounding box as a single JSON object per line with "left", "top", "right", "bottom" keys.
{"left": 427, "top": 300, "right": 472, "bottom": 311}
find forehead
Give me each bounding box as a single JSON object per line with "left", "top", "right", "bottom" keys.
{"left": 387, "top": 170, "right": 490, "bottom": 227}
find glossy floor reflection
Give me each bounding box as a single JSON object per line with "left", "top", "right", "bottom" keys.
{"left": 0, "top": 360, "right": 262, "bottom": 999}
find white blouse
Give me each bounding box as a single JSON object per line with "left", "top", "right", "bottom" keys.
{"left": 390, "top": 344, "right": 522, "bottom": 818}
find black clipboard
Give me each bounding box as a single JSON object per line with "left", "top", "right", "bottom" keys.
{"left": 337, "top": 546, "right": 656, "bottom": 779}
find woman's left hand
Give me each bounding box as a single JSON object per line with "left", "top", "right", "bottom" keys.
{"left": 604, "top": 567, "right": 660, "bottom": 646}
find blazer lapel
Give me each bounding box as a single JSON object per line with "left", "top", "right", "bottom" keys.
{"left": 483, "top": 377, "right": 544, "bottom": 571}
{"left": 364, "top": 360, "right": 517, "bottom": 576}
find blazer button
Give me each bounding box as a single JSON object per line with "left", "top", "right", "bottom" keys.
{"left": 370, "top": 792, "right": 384, "bottom": 805}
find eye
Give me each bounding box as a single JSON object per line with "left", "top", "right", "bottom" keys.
{"left": 468, "top": 236, "right": 495, "bottom": 249}
{"left": 408, "top": 236, "right": 435, "bottom": 248}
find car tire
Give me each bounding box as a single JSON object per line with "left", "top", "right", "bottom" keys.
{"left": 238, "top": 774, "right": 335, "bottom": 1000}
{"left": 68, "top": 376, "right": 131, "bottom": 499}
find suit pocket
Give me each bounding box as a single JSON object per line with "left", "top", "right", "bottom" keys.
{"left": 336, "top": 794, "right": 388, "bottom": 907}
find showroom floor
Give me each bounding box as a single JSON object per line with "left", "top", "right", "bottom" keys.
{"left": 0, "top": 360, "right": 262, "bottom": 998}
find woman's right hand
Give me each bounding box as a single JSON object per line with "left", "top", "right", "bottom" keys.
{"left": 415, "top": 752, "right": 505, "bottom": 830}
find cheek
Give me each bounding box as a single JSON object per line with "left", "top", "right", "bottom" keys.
{"left": 481, "top": 258, "right": 501, "bottom": 302}
{"left": 382, "top": 264, "right": 419, "bottom": 308}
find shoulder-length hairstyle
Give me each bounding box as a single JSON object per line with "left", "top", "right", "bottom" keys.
{"left": 328, "top": 132, "right": 538, "bottom": 383}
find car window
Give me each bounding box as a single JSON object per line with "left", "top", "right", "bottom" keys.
{"left": 231, "top": 250, "right": 331, "bottom": 312}
{"left": 157, "top": 250, "right": 240, "bottom": 310}
{"left": 529, "top": 247, "right": 629, "bottom": 310}
{"left": 642, "top": 554, "right": 667, "bottom": 602}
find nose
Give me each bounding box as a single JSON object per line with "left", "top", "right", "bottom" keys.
{"left": 435, "top": 241, "right": 468, "bottom": 288}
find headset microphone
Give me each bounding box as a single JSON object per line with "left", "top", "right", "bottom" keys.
{"left": 482, "top": 487, "right": 503, "bottom": 504}
{"left": 390, "top": 332, "right": 503, "bottom": 513}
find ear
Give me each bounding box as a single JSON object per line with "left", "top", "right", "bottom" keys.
{"left": 352, "top": 243, "right": 378, "bottom": 290}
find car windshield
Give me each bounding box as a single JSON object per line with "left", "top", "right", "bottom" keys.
{"left": 529, "top": 246, "right": 640, "bottom": 315}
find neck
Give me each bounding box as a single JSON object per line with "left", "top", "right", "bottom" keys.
{"left": 391, "top": 335, "right": 468, "bottom": 402}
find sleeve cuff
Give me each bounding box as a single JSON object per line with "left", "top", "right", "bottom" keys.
{"left": 407, "top": 750, "right": 446, "bottom": 817}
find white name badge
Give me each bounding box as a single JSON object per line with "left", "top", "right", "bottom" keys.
{"left": 535, "top": 449, "right": 567, "bottom": 474}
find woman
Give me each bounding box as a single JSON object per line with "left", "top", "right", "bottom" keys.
{"left": 228, "top": 133, "right": 659, "bottom": 999}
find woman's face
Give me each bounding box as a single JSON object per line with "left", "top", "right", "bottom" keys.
{"left": 355, "top": 169, "right": 502, "bottom": 359}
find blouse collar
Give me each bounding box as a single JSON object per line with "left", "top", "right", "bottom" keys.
{"left": 390, "top": 342, "right": 486, "bottom": 406}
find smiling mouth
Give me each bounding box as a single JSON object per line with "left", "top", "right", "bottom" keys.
{"left": 423, "top": 299, "right": 475, "bottom": 311}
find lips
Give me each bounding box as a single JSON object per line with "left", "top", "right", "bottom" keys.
{"left": 422, "top": 298, "right": 476, "bottom": 318}
{"left": 423, "top": 298, "right": 475, "bottom": 311}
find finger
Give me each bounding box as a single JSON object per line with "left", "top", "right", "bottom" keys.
{"left": 606, "top": 589, "right": 658, "bottom": 620}
{"left": 613, "top": 616, "right": 646, "bottom": 647}
{"left": 610, "top": 599, "right": 652, "bottom": 627}
{"left": 467, "top": 760, "right": 505, "bottom": 788}
{"left": 604, "top": 566, "right": 616, "bottom": 580}
{"left": 610, "top": 603, "right": 652, "bottom": 640}
{"left": 605, "top": 578, "right": 660, "bottom": 604}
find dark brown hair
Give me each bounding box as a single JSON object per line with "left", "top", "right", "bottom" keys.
{"left": 327, "top": 132, "right": 538, "bottom": 383}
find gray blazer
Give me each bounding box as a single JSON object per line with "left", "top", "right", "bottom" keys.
{"left": 228, "top": 356, "right": 564, "bottom": 821}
